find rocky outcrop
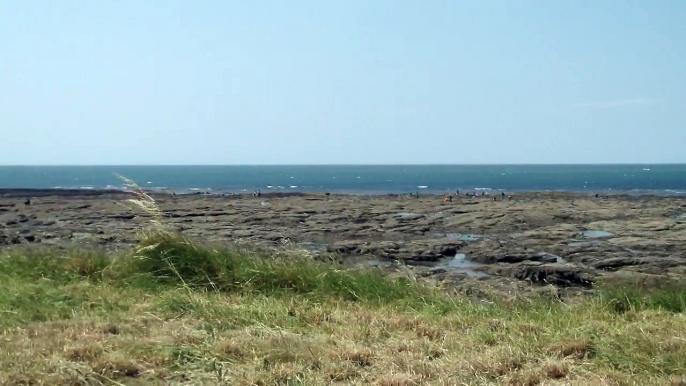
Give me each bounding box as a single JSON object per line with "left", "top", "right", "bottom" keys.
{"left": 2, "top": 191, "right": 686, "bottom": 293}
{"left": 329, "top": 239, "right": 465, "bottom": 261}
{"left": 592, "top": 256, "right": 685, "bottom": 271}
{"left": 487, "top": 263, "right": 594, "bottom": 288}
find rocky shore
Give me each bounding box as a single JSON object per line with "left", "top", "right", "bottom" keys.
{"left": 2, "top": 189, "right": 685, "bottom": 296}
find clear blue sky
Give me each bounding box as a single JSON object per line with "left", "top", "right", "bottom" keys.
{"left": 1, "top": 1, "right": 685, "bottom": 165}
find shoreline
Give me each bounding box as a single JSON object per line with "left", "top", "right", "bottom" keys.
{"left": 2, "top": 187, "right": 686, "bottom": 199}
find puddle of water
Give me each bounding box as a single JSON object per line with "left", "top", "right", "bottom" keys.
{"left": 360, "top": 255, "right": 489, "bottom": 278}
{"left": 445, "top": 254, "right": 489, "bottom": 278}
{"left": 581, "top": 230, "right": 614, "bottom": 238}
{"left": 442, "top": 233, "right": 488, "bottom": 241}
{"left": 569, "top": 240, "right": 604, "bottom": 247}
{"left": 298, "top": 241, "right": 328, "bottom": 252}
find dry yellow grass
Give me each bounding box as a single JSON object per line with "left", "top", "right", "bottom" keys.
{"left": 1, "top": 277, "right": 685, "bottom": 385}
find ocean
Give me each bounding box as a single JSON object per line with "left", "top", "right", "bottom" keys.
{"left": 1, "top": 165, "right": 685, "bottom": 195}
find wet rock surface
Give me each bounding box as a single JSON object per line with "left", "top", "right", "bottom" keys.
{"left": 1, "top": 190, "right": 686, "bottom": 294}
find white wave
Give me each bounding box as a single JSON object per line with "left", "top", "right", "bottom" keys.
{"left": 290, "top": 185, "right": 298, "bottom": 188}
{"left": 146, "top": 181, "right": 152, "bottom": 184}
{"left": 643, "top": 168, "right": 651, "bottom": 171}
{"left": 356, "top": 176, "right": 361, "bottom": 179}
{"left": 418, "top": 185, "right": 428, "bottom": 189}
{"left": 475, "top": 187, "right": 492, "bottom": 191}
{"left": 266, "top": 185, "right": 273, "bottom": 188}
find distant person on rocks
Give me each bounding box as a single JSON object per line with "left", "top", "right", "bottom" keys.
{"left": 257, "top": 190, "right": 261, "bottom": 197}
{"left": 501, "top": 192, "right": 506, "bottom": 199}
{"left": 24, "top": 198, "right": 31, "bottom": 206}
{"left": 456, "top": 190, "right": 460, "bottom": 196}
{"left": 493, "top": 197, "right": 497, "bottom": 201}
{"left": 508, "top": 195, "right": 513, "bottom": 201}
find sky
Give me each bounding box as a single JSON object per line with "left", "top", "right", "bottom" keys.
{"left": 1, "top": 1, "right": 685, "bottom": 165}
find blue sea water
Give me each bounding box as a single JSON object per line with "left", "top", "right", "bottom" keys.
{"left": 0, "top": 165, "right": 685, "bottom": 195}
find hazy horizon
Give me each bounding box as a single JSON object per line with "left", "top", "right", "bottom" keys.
{"left": 2, "top": 162, "right": 686, "bottom": 167}
{"left": 2, "top": 1, "right": 685, "bottom": 165}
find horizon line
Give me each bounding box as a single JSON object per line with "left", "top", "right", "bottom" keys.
{"left": 2, "top": 163, "right": 685, "bottom": 167}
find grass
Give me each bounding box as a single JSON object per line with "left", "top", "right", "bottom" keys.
{"left": 1, "top": 231, "right": 686, "bottom": 385}
{"left": 599, "top": 280, "right": 686, "bottom": 314}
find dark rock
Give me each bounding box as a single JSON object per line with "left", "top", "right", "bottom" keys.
{"left": 592, "top": 257, "right": 684, "bottom": 271}
{"left": 421, "top": 268, "right": 447, "bottom": 277}
{"left": 330, "top": 240, "right": 361, "bottom": 254}
{"left": 0, "top": 231, "right": 22, "bottom": 245}
{"left": 474, "top": 253, "right": 561, "bottom": 264}
{"left": 531, "top": 252, "right": 564, "bottom": 263}
{"left": 431, "top": 244, "right": 459, "bottom": 257}
{"left": 110, "top": 214, "right": 136, "bottom": 220}
{"left": 34, "top": 220, "right": 57, "bottom": 226}
{"left": 410, "top": 253, "right": 441, "bottom": 262}
{"left": 98, "top": 236, "right": 116, "bottom": 244}
{"left": 513, "top": 264, "right": 593, "bottom": 287}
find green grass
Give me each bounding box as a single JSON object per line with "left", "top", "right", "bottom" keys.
{"left": 599, "top": 280, "right": 686, "bottom": 314}
{"left": 1, "top": 231, "right": 685, "bottom": 385}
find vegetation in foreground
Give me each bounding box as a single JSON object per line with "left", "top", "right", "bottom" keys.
{"left": 1, "top": 231, "right": 686, "bottom": 385}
